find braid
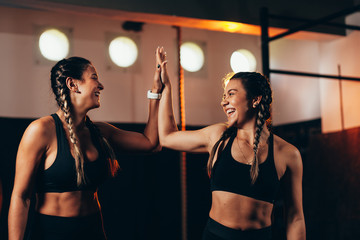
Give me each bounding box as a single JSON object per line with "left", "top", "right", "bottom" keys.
{"left": 207, "top": 126, "right": 236, "bottom": 177}
{"left": 250, "top": 103, "right": 266, "bottom": 184}
{"left": 51, "top": 57, "right": 92, "bottom": 186}
{"left": 55, "top": 74, "right": 86, "bottom": 186}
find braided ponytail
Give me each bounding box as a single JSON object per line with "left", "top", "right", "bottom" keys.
{"left": 58, "top": 78, "right": 86, "bottom": 185}
{"left": 250, "top": 103, "right": 265, "bottom": 183}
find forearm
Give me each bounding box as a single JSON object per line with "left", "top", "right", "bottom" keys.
{"left": 158, "top": 83, "right": 178, "bottom": 146}
{"left": 143, "top": 93, "right": 160, "bottom": 151}
{"left": 8, "top": 195, "right": 31, "bottom": 240}
{"left": 287, "top": 217, "right": 306, "bottom": 240}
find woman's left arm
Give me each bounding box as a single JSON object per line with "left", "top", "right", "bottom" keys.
{"left": 97, "top": 48, "right": 163, "bottom": 153}
{"left": 283, "top": 146, "right": 306, "bottom": 240}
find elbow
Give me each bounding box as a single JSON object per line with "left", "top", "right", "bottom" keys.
{"left": 145, "top": 140, "right": 162, "bottom": 153}
{"left": 159, "top": 137, "right": 165, "bottom": 147}
{"left": 159, "top": 133, "right": 171, "bottom": 148}
{"left": 151, "top": 144, "right": 162, "bottom": 153}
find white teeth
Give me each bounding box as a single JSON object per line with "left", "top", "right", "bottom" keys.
{"left": 95, "top": 92, "right": 100, "bottom": 96}
{"left": 226, "top": 109, "right": 235, "bottom": 114}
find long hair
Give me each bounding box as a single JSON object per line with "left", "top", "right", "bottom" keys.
{"left": 207, "top": 72, "right": 272, "bottom": 184}
{"left": 50, "top": 57, "right": 119, "bottom": 186}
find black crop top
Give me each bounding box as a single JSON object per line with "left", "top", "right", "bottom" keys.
{"left": 36, "top": 114, "right": 108, "bottom": 193}
{"left": 210, "top": 133, "right": 280, "bottom": 203}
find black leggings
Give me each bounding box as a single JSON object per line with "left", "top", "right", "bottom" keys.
{"left": 28, "top": 212, "right": 107, "bottom": 240}
{"left": 202, "top": 218, "right": 272, "bottom": 240}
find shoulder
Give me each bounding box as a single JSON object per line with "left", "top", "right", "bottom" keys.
{"left": 20, "top": 116, "right": 55, "bottom": 149}
{"left": 25, "top": 116, "right": 55, "bottom": 137}
{"left": 273, "top": 134, "right": 302, "bottom": 169}
{"left": 204, "top": 123, "right": 228, "bottom": 134}
{"left": 201, "top": 123, "right": 228, "bottom": 141}
{"left": 93, "top": 121, "right": 117, "bottom": 138}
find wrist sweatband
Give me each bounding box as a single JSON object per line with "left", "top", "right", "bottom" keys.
{"left": 147, "top": 90, "right": 161, "bottom": 99}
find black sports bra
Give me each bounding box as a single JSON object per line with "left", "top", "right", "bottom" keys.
{"left": 210, "top": 133, "right": 280, "bottom": 203}
{"left": 36, "top": 114, "right": 108, "bottom": 193}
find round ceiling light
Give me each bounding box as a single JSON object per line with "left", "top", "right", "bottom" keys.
{"left": 180, "top": 42, "right": 205, "bottom": 72}
{"left": 230, "top": 49, "right": 256, "bottom": 72}
{"left": 109, "top": 36, "right": 138, "bottom": 67}
{"left": 39, "top": 29, "right": 70, "bottom": 61}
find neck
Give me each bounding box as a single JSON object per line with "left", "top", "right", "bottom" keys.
{"left": 235, "top": 119, "right": 269, "bottom": 145}
{"left": 56, "top": 109, "right": 87, "bottom": 131}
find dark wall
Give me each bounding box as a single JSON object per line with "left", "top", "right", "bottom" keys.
{"left": 1, "top": 117, "right": 360, "bottom": 239}
{"left": 303, "top": 127, "right": 360, "bottom": 239}
{"left": 273, "top": 120, "right": 360, "bottom": 240}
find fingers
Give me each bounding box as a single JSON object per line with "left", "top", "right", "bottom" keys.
{"left": 154, "top": 46, "right": 169, "bottom": 87}
{"left": 155, "top": 47, "right": 161, "bottom": 67}
{"left": 156, "top": 46, "right": 167, "bottom": 67}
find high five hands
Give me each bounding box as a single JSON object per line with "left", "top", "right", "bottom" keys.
{"left": 155, "top": 47, "right": 169, "bottom": 88}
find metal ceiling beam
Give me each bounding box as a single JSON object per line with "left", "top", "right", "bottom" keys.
{"left": 269, "top": 5, "right": 360, "bottom": 41}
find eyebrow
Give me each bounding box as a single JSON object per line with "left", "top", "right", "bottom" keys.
{"left": 227, "top": 88, "right": 238, "bottom": 93}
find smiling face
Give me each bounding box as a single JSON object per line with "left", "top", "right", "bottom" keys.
{"left": 74, "top": 64, "right": 104, "bottom": 111}
{"left": 221, "top": 78, "right": 255, "bottom": 127}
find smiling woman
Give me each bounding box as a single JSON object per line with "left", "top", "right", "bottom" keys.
{"left": 157, "top": 49, "right": 306, "bottom": 240}
{"left": 8, "top": 49, "right": 164, "bottom": 240}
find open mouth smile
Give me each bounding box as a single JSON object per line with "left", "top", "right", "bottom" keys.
{"left": 226, "top": 108, "right": 235, "bottom": 117}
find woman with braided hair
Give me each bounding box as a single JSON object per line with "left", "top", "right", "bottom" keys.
{"left": 157, "top": 50, "right": 305, "bottom": 239}
{"left": 8, "top": 48, "right": 164, "bottom": 240}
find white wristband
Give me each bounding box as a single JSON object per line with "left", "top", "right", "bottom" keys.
{"left": 147, "top": 90, "right": 161, "bottom": 99}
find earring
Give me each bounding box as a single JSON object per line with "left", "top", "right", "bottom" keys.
{"left": 75, "top": 89, "right": 81, "bottom": 93}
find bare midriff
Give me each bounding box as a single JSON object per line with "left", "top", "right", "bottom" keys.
{"left": 209, "top": 191, "right": 273, "bottom": 230}
{"left": 36, "top": 191, "right": 100, "bottom": 217}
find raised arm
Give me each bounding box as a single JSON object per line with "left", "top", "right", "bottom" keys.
{"left": 8, "top": 118, "right": 51, "bottom": 240}
{"left": 282, "top": 146, "right": 306, "bottom": 240}
{"left": 158, "top": 47, "right": 225, "bottom": 153}
{"left": 96, "top": 47, "right": 163, "bottom": 153}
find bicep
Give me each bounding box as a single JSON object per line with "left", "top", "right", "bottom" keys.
{"left": 161, "top": 130, "right": 209, "bottom": 152}
{"left": 97, "top": 122, "right": 157, "bottom": 152}
{"left": 12, "top": 124, "right": 48, "bottom": 198}
{"left": 161, "top": 124, "right": 225, "bottom": 153}
{"left": 282, "top": 149, "right": 304, "bottom": 220}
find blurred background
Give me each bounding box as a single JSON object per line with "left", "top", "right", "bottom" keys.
{"left": 1, "top": 0, "right": 360, "bottom": 239}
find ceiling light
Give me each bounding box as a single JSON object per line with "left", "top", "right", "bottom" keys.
{"left": 39, "top": 28, "right": 69, "bottom": 61}
{"left": 180, "top": 42, "right": 205, "bottom": 72}
{"left": 109, "top": 36, "right": 138, "bottom": 68}
{"left": 230, "top": 49, "right": 256, "bottom": 72}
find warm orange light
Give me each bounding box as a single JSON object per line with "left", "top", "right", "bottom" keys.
{"left": 218, "top": 22, "right": 244, "bottom": 33}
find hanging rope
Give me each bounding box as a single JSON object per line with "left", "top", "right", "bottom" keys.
{"left": 175, "top": 25, "right": 187, "bottom": 240}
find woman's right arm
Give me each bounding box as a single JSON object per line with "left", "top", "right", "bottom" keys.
{"left": 8, "top": 118, "right": 51, "bottom": 240}
{"left": 158, "top": 49, "right": 225, "bottom": 153}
